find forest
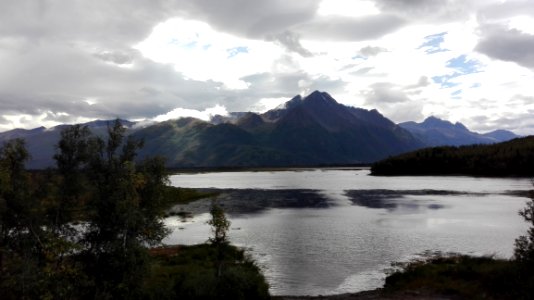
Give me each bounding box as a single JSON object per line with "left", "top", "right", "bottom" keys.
{"left": 0, "top": 120, "right": 269, "bottom": 300}
{"left": 371, "top": 136, "right": 534, "bottom": 176}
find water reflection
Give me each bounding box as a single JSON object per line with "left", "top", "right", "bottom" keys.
{"left": 344, "top": 189, "right": 461, "bottom": 211}
{"left": 169, "top": 189, "right": 330, "bottom": 216}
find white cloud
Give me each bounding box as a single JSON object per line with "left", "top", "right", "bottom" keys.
{"left": 153, "top": 104, "right": 229, "bottom": 122}
{"left": 1, "top": 0, "right": 534, "bottom": 135}
{"left": 134, "top": 17, "right": 284, "bottom": 90}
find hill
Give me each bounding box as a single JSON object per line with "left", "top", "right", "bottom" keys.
{"left": 371, "top": 136, "right": 534, "bottom": 176}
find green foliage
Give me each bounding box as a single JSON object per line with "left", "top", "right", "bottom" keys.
{"left": 372, "top": 136, "right": 534, "bottom": 176}
{"left": 385, "top": 254, "right": 528, "bottom": 299}
{"left": 515, "top": 195, "right": 534, "bottom": 265}
{"left": 145, "top": 244, "right": 270, "bottom": 300}
{"left": 208, "top": 200, "right": 231, "bottom": 246}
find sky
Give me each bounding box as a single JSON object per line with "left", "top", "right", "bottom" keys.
{"left": 1, "top": 0, "right": 534, "bottom": 134}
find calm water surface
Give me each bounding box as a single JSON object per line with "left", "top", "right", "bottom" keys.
{"left": 164, "top": 169, "right": 531, "bottom": 296}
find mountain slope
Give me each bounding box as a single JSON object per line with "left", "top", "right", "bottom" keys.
{"left": 0, "top": 119, "right": 136, "bottom": 169}
{"left": 400, "top": 116, "right": 518, "bottom": 146}
{"left": 132, "top": 91, "right": 424, "bottom": 167}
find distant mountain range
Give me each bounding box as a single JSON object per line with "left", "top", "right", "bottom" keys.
{"left": 400, "top": 117, "right": 518, "bottom": 147}
{"left": 0, "top": 91, "right": 520, "bottom": 169}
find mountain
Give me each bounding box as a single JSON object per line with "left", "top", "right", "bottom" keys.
{"left": 0, "top": 119, "right": 136, "bottom": 169}
{"left": 132, "top": 91, "right": 423, "bottom": 167}
{"left": 400, "top": 116, "right": 518, "bottom": 147}
{"left": 0, "top": 92, "right": 520, "bottom": 169}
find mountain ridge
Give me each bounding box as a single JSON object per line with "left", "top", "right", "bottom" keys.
{"left": 399, "top": 116, "right": 518, "bottom": 146}
{"left": 0, "top": 91, "right": 520, "bottom": 169}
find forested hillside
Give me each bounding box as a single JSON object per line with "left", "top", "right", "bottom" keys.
{"left": 371, "top": 136, "right": 534, "bottom": 176}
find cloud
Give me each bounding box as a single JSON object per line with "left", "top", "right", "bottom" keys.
{"left": 404, "top": 76, "right": 430, "bottom": 91}
{"left": 479, "top": 0, "right": 534, "bottom": 21}
{"left": 359, "top": 46, "right": 388, "bottom": 57}
{"left": 363, "top": 82, "right": 411, "bottom": 104}
{"left": 94, "top": 50, "right": 134, "bottom": 65}
{"left": 1, "top": 0, "right": 534, "bottom": 136}
{"left": 180, "top": 0, "right": 321, "bottom": 38}
{"left": 476, "top": 25, "right": 534, "bottom": 69}
{"left": 269, "top": 30, "right": 313, "bottom": 57}
{"left": 294, "top": 14, "right": 406, "bottom": 41}
{"left": 374, "top": 0, "right": 476, "bottom": 22}
{"left": 153, "top": 104, "right": 229, "bottom": 122}
{"left": 361, "top": 82, "right": 424, "bottom": 122}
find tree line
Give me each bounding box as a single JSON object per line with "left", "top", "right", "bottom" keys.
{"left": 371, "top": 136, "right": 534, "bottom": 176}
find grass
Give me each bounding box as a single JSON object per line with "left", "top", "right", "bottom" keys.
{"left": 384, "top": 253, "right": 534, "bottom": 299}
{"left": 144, "top": 244, "right": 270, "bottom": 300}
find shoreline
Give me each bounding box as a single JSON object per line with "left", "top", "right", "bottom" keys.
{"left": 167, "top": 165, "right": 371, "bottom": 174}
{"left": 274, "top": 288, "right": 459, "bottom": 300}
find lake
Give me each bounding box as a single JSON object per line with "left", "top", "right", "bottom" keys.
{"left": 163, "top": 168, "right": 532, "bottom": 296}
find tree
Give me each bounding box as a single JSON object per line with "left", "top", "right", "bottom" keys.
{"left": 514, "top": 186, "right": 534, "bottom": 266}
{"left": 207, "top": 200, "right": 231, "bottom": 277}
{"left": 74, "top": 119, "right": 169, "bottom": 299}
{"left": 52, "top": 124, "right": 92, "bottom": 232}
{"left": 0, "top": 139, "right": 32, "bottom": 298}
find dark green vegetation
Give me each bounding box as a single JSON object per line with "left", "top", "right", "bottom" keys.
{"left": 371, "top": 136, "right": 534, "bottom": 176}
{"left": 146, "top": 244, "right": 269, "bottom": 300}
{"left": 384, "top": 254, "right": 532, "bottom": 299}
{"left": 0, "top": 120, "right": 269, "bottom": 299}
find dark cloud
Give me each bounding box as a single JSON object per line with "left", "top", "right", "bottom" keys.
{"left": 269, "top": 30, "right": 313, "bottom": 57}
{"left": 374, "top": 0, "right": 474, "bottom": 22}
{"left": 478, "top": 0, "right": 534, "bottom": 20}
{"left": 182, "top": 0, "right": 321, "bottom": 38}
{"left": 476, "top": 25, "right": 534, "bottom": 69}
{"left": 295, "top": 15, "right": 406, "bottom": 41}
{"left": 94, "top": 50, "right": 134, "bottom": 65}
{"left": 0, "top": 0, "right": 186, "bottom": 47}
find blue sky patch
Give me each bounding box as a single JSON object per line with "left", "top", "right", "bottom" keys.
{"left": 227, "top": 46, "right": 249, "bottom": 58}
{"left": 432, "top": 75, "right": 460, "bottom": 88}
{"left": 446, "top": 55, "right": 480, "bottom": 74}
{"left": 419, "top": 32, "right": 448, "bottom": 54}
{"left": 432, "top": 55, "right": 482, "bottom": 88}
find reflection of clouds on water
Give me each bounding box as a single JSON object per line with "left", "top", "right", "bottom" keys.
{"left": 345, "top": 189, "right": 463, "bottom": 213}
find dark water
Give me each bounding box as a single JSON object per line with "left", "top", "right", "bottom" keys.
{"left": 164, "top": 169, "right": 531, "bottom": 296}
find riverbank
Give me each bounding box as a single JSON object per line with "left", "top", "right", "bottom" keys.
{"left": 276, "top": 254, "right": 528, "bottom": 299}
{"left": 274, "top": 289, "right": 459, "bottom": 300}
